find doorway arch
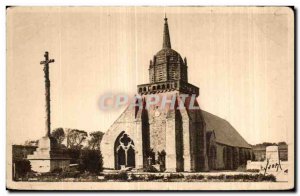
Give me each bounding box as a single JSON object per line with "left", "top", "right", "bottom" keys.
{"left": 114, "top": 132, "right": 135, "bottom": 170}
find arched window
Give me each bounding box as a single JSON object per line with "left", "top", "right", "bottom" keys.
{"left": 114, "top": 132, "right": 135, "bottom": 169}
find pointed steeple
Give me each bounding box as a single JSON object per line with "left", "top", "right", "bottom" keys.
{"left": 162, "top": 15, "right": 171, "bottom": 49}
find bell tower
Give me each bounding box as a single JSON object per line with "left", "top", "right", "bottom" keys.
{"left": 102, "top": 16, "right": 209, "bottom": 173}
{"left": 138, "top": 17, "right": 199, "bottom": 96}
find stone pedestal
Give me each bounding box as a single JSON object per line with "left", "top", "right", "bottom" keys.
{"left": 266, "top": 146, "right": 279, "bottom": 161}
{"left": 265, "top": 145, "right": 280, "bottom": 170}
{"left": 27, "top": 136, "right": 70, "bottom": 173}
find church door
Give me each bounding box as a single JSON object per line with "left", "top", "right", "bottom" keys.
{"left": 114, "top": 132, "right": 135, "bottom": 170}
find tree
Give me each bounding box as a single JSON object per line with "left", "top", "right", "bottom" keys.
{"left": 66, "top": 148, "right": 81, "bottom": 164}
{"left": 79, "top": 150, "right": 103, "bottom": 173}
{"left": 278, "top": 141, "right": 287, "bottom": 146}
{"left": 14, "top": 159, "right": 31, "bottom": 179}
{"left": 51, "top": 127, "right": 65, "bottom": 145}
{"left": 24, "top": 140, "right": 39, "bottom": 146}
{"left": 66, "top": 129, "right": 88, "bottom": 149}
{"left": 251, "top": 151, "right": 256, "bottom": 161}
{"left": 88, "top": 131, "right": 104, "bottom": 150}
{"left": 262, "top": 142, "right": 277, "bottom": 147}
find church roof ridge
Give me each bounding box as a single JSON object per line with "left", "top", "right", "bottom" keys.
{"left": 201, "top": 110, "right": 252, "bottom": 149}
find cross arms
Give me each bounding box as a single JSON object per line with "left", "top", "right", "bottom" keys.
{"left": 40, "top": 59, "right": 55, "bottom": 65}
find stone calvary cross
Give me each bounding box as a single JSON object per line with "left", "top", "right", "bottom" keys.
{"left": 27, "top": 52, "right": 70, "bottom": 173}
{"left": 40, "top": 51, "right": 55, "bottom": 137}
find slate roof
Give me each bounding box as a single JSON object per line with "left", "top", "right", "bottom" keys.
{"left": 202, "top": 110, "right": 252, "bottom": 149}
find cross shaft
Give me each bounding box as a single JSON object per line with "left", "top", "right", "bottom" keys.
{"left": 40, "top": 51, "right": 55, "bottom": 137}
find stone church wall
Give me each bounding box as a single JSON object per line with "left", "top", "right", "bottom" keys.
{"left": 215, "top": 144, "right": 226, "bottom": 169}
{"left": 188, "top": 108, "right": 208, "bottom": 172}
{"left": 148, "top": 110, "right": 167, "bottom": 154}
{"left": 100, "top": 16, "right": 253, "bottom": 173}
{"left": 101, "top": 106, "right": 144, "bottom": 170}
{"left": 175, "top": 109, "right": 184, "bottom": 171}
{"left": 101, "top": 103, "right": 252, "bottom": 172}
{"left": 215, "top": 143, "right": 253, "bottom": 170}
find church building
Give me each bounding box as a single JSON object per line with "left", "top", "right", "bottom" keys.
{"left": 101, "top": 17, "right": 252, "bottom": 172}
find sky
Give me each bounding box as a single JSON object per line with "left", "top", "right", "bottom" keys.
{"left": 7, "top": 7, "right": 294, "bottom": 145}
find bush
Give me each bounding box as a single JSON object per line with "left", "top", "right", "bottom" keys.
{"left": 144, "top": 165, "right": 159, "bottom": 172}
{"left": 267, "top": 174, "right": 276, "bottom": 182}
{"left": 256, "top": 174, "right": 276, "bottom": 182}
{"left": 168, "top": 173, "right": 184, "bottom": 179}
{"left": 104, "top": 172, "right": 128, "bottom": 181}
{"left": 205, "top": 174, "right": 276, "bottom": 182}
{"left": 14, "top": 159, "right": 31, "bottom": 178}
{"left": 79, "top": 150, "right": 103, "bottom": 173}
{"left": 186, "top": 174, "right": 205, "bottom": 180}
{"left": 129, "top": 174, "right": 165, "bottom": 181}
{"left": 66, "top": 148, "right": 81, "bottom": 164}
{"left": 247, "top": 169, "right": 260, "bottom": 173}
{"left": 147, "top": 174, "right": 164, "bottom": 181}
{"left": 207, "top": 174, "right": 225, "bottom": 180}
{"left": 130, "top": 174, "right": 144, "bottom": 181}
{"left": 60, "top": 171, "right": 81, "bottom": 178}
{"left": 52, "top": 168, "right": 63, "bottom": 174}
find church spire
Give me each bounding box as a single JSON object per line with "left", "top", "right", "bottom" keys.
{"left": 162, "top": 15, "right": 171, "bottom": 49}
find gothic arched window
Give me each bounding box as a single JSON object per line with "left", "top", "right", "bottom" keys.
{"left": 115, "top": 132, "right": 135, "bottom": 169}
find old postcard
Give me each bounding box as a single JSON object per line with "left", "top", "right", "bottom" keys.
{"left": 6, "top": 6, "right": 294, "bottom": 191}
